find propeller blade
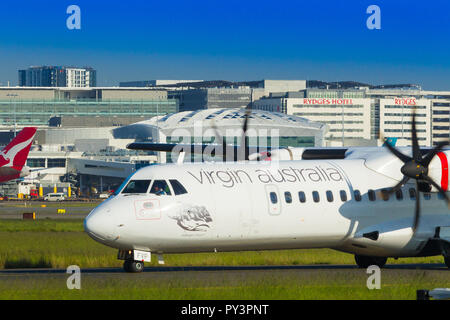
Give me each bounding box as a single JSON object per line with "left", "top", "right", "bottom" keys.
{"left": 379, "top": 175, "right": 410, "bottom": 200}
{"left": 411, "top": 111, "right": 422, "bottom": 163}
{"left": 211, "top": 121, "right": 226, "bottom": 146}
{"left": 211, "top": 120, "right": 228, "bottom": 161}
{"left": 242, "top": 108, "right": 250, "bottom": 136}
{"left": 239, "top": 109, "right": 251, "bottom": 161}
{"left": 413, "top": 180, "right": 421, "bottom": 233}
{"left": 381, "top": 135, "right": 411, "bottom": 163}
{"left": 422, "top": 175, "right": 450, "bottom": 208}
{"left": 421, "top": 140, "right": 450, "bottom": 167}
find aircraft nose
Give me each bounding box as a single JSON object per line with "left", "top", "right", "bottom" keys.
{"left": 84, "top": 208, "right": 117, "bottom": 242}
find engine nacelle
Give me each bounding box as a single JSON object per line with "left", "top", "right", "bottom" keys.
{"left": 351, "top": 221, "right": 426, "bottom": 257}
{"left": 427, "top": 150, "right": 449, "bottom": 193}
{"left": 20, "top": 165, "right": 30, "bottom": 178}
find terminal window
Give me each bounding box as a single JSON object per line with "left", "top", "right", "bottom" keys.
{"left": 47, "top": 158, "right": 66, "bottom": 168}
{"left": 27, "top": 158, "right": 45, "bottom": 168}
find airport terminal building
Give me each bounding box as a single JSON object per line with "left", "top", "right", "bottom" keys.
{"left": 0, "top": 86, "right": 178, "bottom": 197}
{"left": 0, "top": 87, "right": 177, "bottom": 128}
{"left": 253, "top": 88, "right": 449, "bottom": 147}
{"left": 0, "top": 82, "right": 448, "bottom": 197}
{"left": 112, "top": 108, "right": 327, "bottom": 163}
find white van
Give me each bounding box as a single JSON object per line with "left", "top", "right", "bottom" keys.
{"left": 44, "top": 193, "right": 66, "bottom": 202}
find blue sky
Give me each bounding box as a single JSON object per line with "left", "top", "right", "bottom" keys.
{"left": 0, "top": 0, "right": 449, "bottom": 89}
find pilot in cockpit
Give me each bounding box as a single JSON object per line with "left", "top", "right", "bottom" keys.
{"left": 150, "top": 180, "right": 169, "bottom": 196}
{"left": 153, "top": 186, "right": 166, "bottom": 196}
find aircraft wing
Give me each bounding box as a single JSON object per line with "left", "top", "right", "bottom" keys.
{"left": 127, "top": 142, "right": 271, "bottom": 160}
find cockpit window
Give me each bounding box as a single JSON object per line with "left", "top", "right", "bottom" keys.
{"left": 150, "top": 180, "right": 172, "bottom": 196}
{"left": 114, "top": 175, "right": 133, "bottom": 195}
{"left": 121, "top": 180, "right": 151, "bottom": 194}
{"left": 169, "top": 180, "right": 188, "bottom": 195}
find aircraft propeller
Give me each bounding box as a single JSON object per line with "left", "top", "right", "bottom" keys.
{"left": 381, "top": 111, "right": 450, "bottom": 233}
{"left": 211, "top": 108, "right": 252, "bottom": 161}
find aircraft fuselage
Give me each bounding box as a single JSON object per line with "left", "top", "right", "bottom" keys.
{"left": 84, "top": 159, "right": 450, "bottom": 258}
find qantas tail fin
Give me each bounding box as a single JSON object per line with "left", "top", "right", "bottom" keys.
{"left": 0, "top": 127, "right": 37, "bottom": 171}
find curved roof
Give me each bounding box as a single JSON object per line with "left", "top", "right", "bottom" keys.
{"left": 138, "top": 108, "right": 326, "bottom": 131}
{"left": 112, "top": 108, "right": 328, "bottom": 146}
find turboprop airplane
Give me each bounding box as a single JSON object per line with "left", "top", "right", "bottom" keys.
{"left": 84, "top": 112, "right": 450, "bottom": 273}
{"left": 0, "top": 127, "right": 37, "bottom": 183}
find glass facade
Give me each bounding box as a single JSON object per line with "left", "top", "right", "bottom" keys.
{"left": 0, "top": 99, "right": 178, "bottom": 126}
{"left": 166, "top": 135, "right": 314, "bottom": 163}
{"left": 27, "top": 158, "right": 45, "bottom": 168}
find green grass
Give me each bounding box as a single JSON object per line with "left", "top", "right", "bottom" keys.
{"left": 0, "top": 219, "right": 445, "bottom": 269}
{"left": 0, "top": 219, "right": 84, "bottom": 232}
{"left": 0, "top": 268, "right": 448, "bottom": 300}
{"left": 0, "top": 201, "right": 100, "bottom": 208}
{"left": 0, "top": 219, "right": 448, "bottom": 300}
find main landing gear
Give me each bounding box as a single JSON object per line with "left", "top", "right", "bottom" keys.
{"left": 354, "top": 255, "right": 388, "bottom": 268}
{"left": 444, "top": 256, "right": 450, "bottom": 269}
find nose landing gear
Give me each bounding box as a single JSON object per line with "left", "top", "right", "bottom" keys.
{"left": 123, "top": 260, "right": 145, "bottom": 273}
{"left": 118, "top": 249, "right": 150, "bottom": 273}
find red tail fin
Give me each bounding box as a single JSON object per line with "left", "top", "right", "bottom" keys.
{"left": 0, "top": 127, "right": 37, "bottom": 171}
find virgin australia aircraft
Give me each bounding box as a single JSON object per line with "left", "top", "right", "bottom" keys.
{"left": 84, "top": 114, "right": 450, "bottom": 273}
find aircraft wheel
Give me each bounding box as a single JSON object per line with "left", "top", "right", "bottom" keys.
{"left": 354, "top": 255, "right": 387, "bottom": 268}
{"left": 444, "top": 256, "right": 450, "bottom": 269}
{"left": 123, "top": 260, "right": 131, "bottom": 272}
{"left": 123, "top": 260, "right": 144, "bottom": 273}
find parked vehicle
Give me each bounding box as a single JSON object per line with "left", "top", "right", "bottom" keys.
{"left": 43, "top": 193, "right": 66, "bottom": 202}
{"left": 30, "top": 189, "right": 39, "bottom": 199}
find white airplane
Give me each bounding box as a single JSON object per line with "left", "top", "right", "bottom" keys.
{"left": 85, "top": 113, "right": 450, "bottom": 273}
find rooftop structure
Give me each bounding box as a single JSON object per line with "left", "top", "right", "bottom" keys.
{"left": 113, "top": 108, "right": 328, "bottom": 162}
{"left": 0, "top": 87, "right": 177, "bottom": 128}
{"left": 18, "top": 66, "right": 96, "bottom": 88}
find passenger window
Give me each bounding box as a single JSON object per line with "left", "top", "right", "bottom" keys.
{"left": 150, "top": 180, "right": 172, "bottom": 196}
{"left": 169, "top": 179, "right": 187, "bottom": 195}
{"left": 395, "top": 189, "right": 403, "bottom": 200}
{"left": 368, "top": 190, "right": 376, "bottom": 201}
{"left": 424, "top": 193, "right": 431, "bottom": 200}
{"left": 284, "top": 192, "right": 292, "bottom": 204}
{"left": 270, "top": 192, "right": 278, "bottom": 204}
{"left": 326, "top": 191, "right": 333, "bottom": 202}
{"left": 409, "top": 188, "right": 416, "bottom": 200}
{"left": 298, "top": 191, "right": 306, "bottom": 203}
{"left": 438, "top": 193, "right": 445, "bottom": 200}
{"left": 381, "top": 189, "right": 389, "bottom": 201}
{"left": 121, "top": 180, "right": 151, "bottom": 194}
{"left": 340, "top": 190, "right": 347, "bottom": 202}
{"left": 354, "top": 190, "right": 362, "bottom": 202}
{"left": 312, "top": 191, "right": 320, "bottom": 203}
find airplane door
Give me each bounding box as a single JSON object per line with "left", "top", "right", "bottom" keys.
{"left": 265, "top": 185, "right": 281, "bottom": 216}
